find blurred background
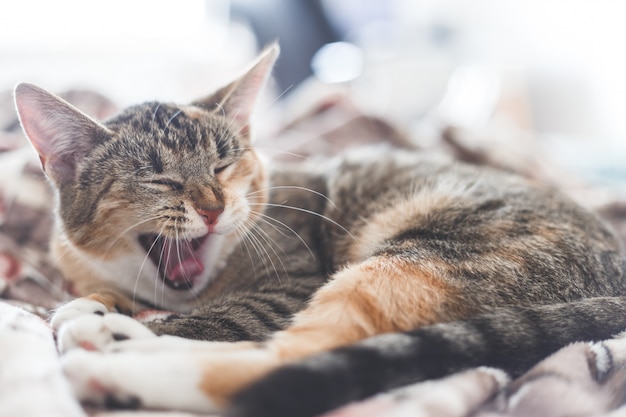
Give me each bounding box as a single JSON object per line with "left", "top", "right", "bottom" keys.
{"left": 2, "top": 0, "right": 626, "bottom": 187}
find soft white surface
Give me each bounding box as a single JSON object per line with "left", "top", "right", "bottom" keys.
{"left": 0, "top": 302, "right": 86, "bottom": 417}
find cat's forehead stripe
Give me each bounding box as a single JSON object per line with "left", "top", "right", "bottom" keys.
{"left": 147, "top": 147, "right": 163, "bottom": 174}
{"left": 106, "top": 102, "right": 239, "bottom": 158}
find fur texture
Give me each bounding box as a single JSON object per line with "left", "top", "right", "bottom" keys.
{"left": 13, "top": 44, "right": 626, "bottom": 415}
{"left": 230, "top": 295, "right": 626, "bottom": 417}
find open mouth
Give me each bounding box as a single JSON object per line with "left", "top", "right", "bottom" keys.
{"left": 138, "top": 233, "right": 209, "bottom": 291}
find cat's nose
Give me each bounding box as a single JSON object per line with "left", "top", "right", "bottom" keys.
{"left": 196, "top": 207, "right": 224, "bottom": 227}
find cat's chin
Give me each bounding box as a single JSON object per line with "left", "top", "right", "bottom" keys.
{"left": 138, "top": 233, "right": 212, "bottom": 291}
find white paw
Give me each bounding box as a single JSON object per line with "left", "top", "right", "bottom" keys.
{"left": 50, "top": 298, "right": 109, "bottom": 333}
{"left": 61, "top": 349, "right": 139, "bottom": 407}
{"left": 57, "top": 313, "right": 157, "bottom": 354}
{"left": 62, "top": 349, "right": 217, "bottom": 412}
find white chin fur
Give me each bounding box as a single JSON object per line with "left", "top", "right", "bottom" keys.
{"left": 59, "top": 205, "right": 249, "bottom": 313}
{"left": 61, "top": 237, "right": 228, "bottom": 313}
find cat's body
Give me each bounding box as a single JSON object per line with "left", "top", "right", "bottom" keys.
{"left": 133, "top": 147, "right": 626, "bottom": 342}
{"left": 13, "top": 44, "right": 626, "bottom": 416}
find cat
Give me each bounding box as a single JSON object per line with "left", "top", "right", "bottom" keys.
{"left": 16, "top": 45, "right": 327, "bottom": 341}
{"left": 13, "top": 44, "right": 626, "bottom": 416}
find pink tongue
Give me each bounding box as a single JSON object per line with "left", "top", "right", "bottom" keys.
{"left": 162, "top": 239, "right": 204, "bottom": 284}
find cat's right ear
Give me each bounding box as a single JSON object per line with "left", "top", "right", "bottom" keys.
{"left": 192, "top": 43, "right": 279, "bottom": 136}
{"left": 14, "top": 83, "right": 110, "bottom": 185}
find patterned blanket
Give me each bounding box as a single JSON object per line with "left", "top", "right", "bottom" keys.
{"left": 1, "top": 87, "right": 626, "bottom": 417}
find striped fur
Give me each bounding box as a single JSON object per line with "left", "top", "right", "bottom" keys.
{"left": 14, "top": 44, "right": 626, "bottom": 415}
{"left": 229, "top": 296, "right": 626, "bottom": 417}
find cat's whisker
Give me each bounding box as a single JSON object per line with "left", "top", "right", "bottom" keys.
{"left": 246, "top": 221, "right": 290, "bottom": 284}
{"left": 245, "top": 216, "right": 288, "bottom": 259}
{"left": 234, "top": 227, "right": 259, "bottom": 278}
{"left": 50, "top": 241, "right": 71, "bottom": 266}
{"left": 165, "top": 110, "right": 183, "bottom": 131}
{"left": 133, "top": 223, "right": 167, "bottom": 311}
{"left": 225, "top": 109, "right": 242, "bottom": 136}
{"left": 173, "top": 221, "right": 191, "bottom": 287}
{"left": 214, "top": 102, "right": 226, "bottom": 119}
{"left": 254, "top": 146, "right": 307, "bottom": 160}
{"left": 239, "top": 220, "right": 282, "bottom": 284}
{"left": 234, "top": 222, "right": 268, "bottom": 279}
{"left": 235, "top": 225, "right": 267, "bottom": 281}
{"left": 247, "top": 185, "right": 338, "bottom": 209}
{"left": 245, "top": 195, "right": 269, "bottom": 202}
{"left": 151, "top": 103, "right": 161, "bottom": 122}
{"left": 174, "top": 223, "right": 181, "bottom": 275}
{"left": 226, "top": 145, "right": 301, "bottom": 165}
{"left": 250, "top": 211, "right": 291, "bottom": 237}
{"left": 105, "top": 216, "right": 162, "bottom": 253}
{"left": 228, "top": 84, "right": 294, "bottom": 139}
{"left": 156, "top": 228, "right": 169, "bottom": 307}
{"left": 270, "top": 84, "right": 294, "bottom": 107}
{"left": 226, "top": 82, "right": 293, "bottom": 143}
{"left": 181, "top": 229, "right": 196, "bottom": 284}
{"left": 154, "top": 225, "right": 169, "bottom": 305}
{"left": 250, "top": 209, "right": 315, "bottom": 259}
{"left": 215, "top": 103, "right": 233, "bottom": 155}
{"left": 249, "top": 202, "right": 355, "bottom": 240}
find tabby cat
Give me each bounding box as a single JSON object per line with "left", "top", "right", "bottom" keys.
{"left": 14, "top": 44, "right": 626, "bottom": 417}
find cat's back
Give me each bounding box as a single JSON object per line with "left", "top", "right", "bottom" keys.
{"left": 314, "top": 146, "right": 624, "bottom": 312}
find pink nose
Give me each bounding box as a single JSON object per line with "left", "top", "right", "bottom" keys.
{"left": 196, "top": 207, "right": 224, "bottom": 227}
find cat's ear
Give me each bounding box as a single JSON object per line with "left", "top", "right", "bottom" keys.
{"left": 193, "top": 43, "right": 279, "bottom": 135}
{"left": 14, "top": 82, "right": 110, "bottom": 185}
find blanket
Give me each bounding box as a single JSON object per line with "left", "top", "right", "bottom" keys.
{"left": 1, "top": 86, "right": 626, "bottom": 417}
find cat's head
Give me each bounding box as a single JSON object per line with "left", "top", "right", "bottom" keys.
{"left": 14, "top": 45, "right": 279, "bottom": 312}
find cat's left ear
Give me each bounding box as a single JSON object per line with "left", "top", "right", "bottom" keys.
{"left": 193, "top": 43, "right": 279, "bottom": 136}
{"left": 14, "top": 82, "right": 111, "bottom": 185}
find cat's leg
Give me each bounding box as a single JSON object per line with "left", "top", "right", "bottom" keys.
{"left": 58, "top": 311, "right": 256, "bottom": 354}
{"left": 63, "top": 256, "right": 460, "bottom": 411}
{"left": 57, "top": 288, "right": 305, "bottom": 353}
{"left": 62, "top": 347, "right": 266, "bottom": 412}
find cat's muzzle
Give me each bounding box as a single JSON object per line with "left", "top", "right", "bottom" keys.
{"left": 138, "top": 233, "right": 209, "bottom": 291}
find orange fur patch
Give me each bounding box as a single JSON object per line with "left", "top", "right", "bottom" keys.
{"left": 86, "top": 292, "right": 117, "bottom": 311}
{"left": 199, "top": 256, "right": 460, "bottom": 405}
{"left": 198, "top": 348, "right": 279, "bottom": 407}
{"left": 268, "top": 256, "right": 456, "bottom": 361}
{"left": 225, "top": 150, "right": 261, "bottom": 185}
{"left": 346, "top": 194, "right": 452, "bottom": 263}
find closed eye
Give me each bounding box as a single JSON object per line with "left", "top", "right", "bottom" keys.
{"left": 146, "top": 178, "right": 184, "bottom": 191}
{"left": 214, "top": 163, "right": 232, "bottom": 175}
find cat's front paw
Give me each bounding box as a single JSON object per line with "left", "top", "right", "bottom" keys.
{"left": 61, "top": 349, "right": 140, "bottom": 408}
{"left": 50, "top": 298, "right": 110, "bottom": 333}
{"left": 62, "top": 348, "right": 217, "bottom": 412}
{"left": 57, "top": 313, "right": 156, "bottom": 354}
